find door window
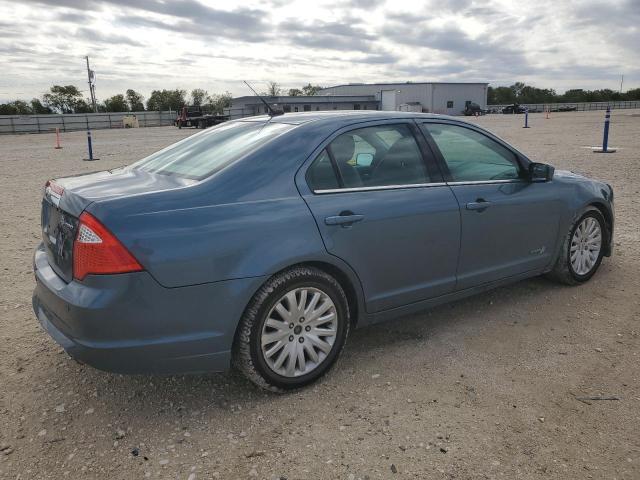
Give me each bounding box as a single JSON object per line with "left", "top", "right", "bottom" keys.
{"left": 423, "top": 123, "right": 521, "bottom": 182}
{"left": 307, "top": 124, "right": 430, "bottom": 191}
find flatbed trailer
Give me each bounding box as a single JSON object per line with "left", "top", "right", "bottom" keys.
{"left": 175, "top": 106, "right": 228, "bottom": 129}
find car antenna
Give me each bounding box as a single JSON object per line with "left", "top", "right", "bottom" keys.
{"left": 243, "top": 80, "right": 284, "bottom": 117}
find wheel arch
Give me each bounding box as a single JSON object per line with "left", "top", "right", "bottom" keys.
{"left": 301, "top": 260, "right": 362, "bottom": 327}
{"left": 237, "top": 257, "right": 366, "bottom": 333}
{"left": 587, "top": 201, "right": 613, "bottom": 256}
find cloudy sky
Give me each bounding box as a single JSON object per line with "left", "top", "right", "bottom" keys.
{"left": 0, "top": 0, "right": 638, "bottom": 103}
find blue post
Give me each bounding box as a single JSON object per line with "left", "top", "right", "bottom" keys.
{"left": 83, "top": 128, "right": 100, "bottom": 161}
{"left": 523, "top": 107, "right": 530, "bottom": 128}
{"left": 593, "top": 106, "right": 616, "bottom": 153}
{"left": 602, "top": 106, "right": 610, "bottom": 152}
{"left": 87, "top": 129, "right": 93, "bottom": 160}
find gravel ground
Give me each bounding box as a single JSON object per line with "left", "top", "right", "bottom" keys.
{"left": 0, "top": 111, "right": 639, "bottom": 479}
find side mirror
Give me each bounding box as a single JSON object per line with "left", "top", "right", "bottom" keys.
{"left": 355, "top": 153, "right": 374, "bottom": 167}
{"left": 528, "top": 162, "right": 554, "bottom": 182}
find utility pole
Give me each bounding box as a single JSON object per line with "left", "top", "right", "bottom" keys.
{"left": 85, "top": 56, "right": 97, "bottom": 112}
{"left": 620, "top": 75, "right": 624, "bottom": 94}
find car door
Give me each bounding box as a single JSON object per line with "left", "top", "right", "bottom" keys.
{"left": 297, "top": 120, "right": 461, "bottom": 313}
{"left": 420, "top": 121, "right": 562, "bottom": 290}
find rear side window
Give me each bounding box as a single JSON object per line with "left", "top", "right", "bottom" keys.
{"left": 307, "top": 149, "right": 339, "bottom": 191}
{"left": 307, "top": 124, "right": 430, "bottom": 191}
{"left": 132, "top": 121, "right": 293, "bottom": 180}
{"left": 423, "top": 123, "right": 520, "bottom": 182}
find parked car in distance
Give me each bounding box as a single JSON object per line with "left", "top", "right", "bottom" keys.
{"left": 33, "top": 111, "right": 614, "bottom": 391}
{"left": 502, "top": 104, "right": 528, "bottom": 114}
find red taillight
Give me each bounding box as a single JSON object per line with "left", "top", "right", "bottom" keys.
{"left": 73, "top": 212, "right": 143, "bottom": 281}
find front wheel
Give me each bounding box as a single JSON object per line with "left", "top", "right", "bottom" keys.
{"left": 548, "top": 208, "right": 606, "bottom": 285}
{"left": 232, "top": 267, "right": 350, "bottom": 392}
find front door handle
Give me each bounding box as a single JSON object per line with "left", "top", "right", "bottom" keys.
{"left": 325, "top": 213, "right": 364, "bottom": 226}
{"left": 466, "top": 199, "right": 492, "bottom": 211}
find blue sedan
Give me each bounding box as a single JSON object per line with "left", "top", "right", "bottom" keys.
{"left": 32, "top": 111, "right": 614, "bottom": 391}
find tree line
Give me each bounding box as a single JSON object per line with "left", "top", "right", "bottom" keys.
{"left": 0, "top": 81, "right": 324, "bottom": 115}
{"left": 488, "top": 82, "right": 640, "bottom": 105}
{"left": 3, "top": 81, "right": 639, "bottom": 115}
{"left": 0, "top": 86, "right": 233, "bottom": 115}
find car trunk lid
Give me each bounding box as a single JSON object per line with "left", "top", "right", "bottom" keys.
{"left": 41, "top": 168, "right": 193, "bottom": 282}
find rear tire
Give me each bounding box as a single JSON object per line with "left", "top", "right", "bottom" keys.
{"left": 548, "top": 207, "right": 606, "bottom": 285}
{"left": 232, "top": 266, "right": 350, "bottom": 392}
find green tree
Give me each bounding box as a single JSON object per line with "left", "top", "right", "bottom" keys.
{"left": 42, "top": 85, "right": 85, "bottom": 113}
{"left": 190, "top": 88, "right": 208, "bottom": 106}
{"left": 207, "top": 92, "right": 232, "bottom": 114}
{"left": 30, "top": 98, "right": 51, "bottom": 114}
{"left": 510, "top": 81, "right": 526, "bottom": 98}
{"left": 146, "top": 89, "right": 186, "bottom": 111}
{"left": 489, "top": 86, "right": 516, "bottom": 104}
{"left": 263, "top": 81, "right": 281, "bottom": 96}
{"left": 125, "top": 89, "right": 145, "bottom": 111}
{"left": 301, "top": 83, "right": 323, "bottom": 96}
{"left": 624, "top": 88, "right": 640, "bottom": 100}
{"left": 288, "top": 88, "right": 303, "bottom": 96}
{"left": 0, "top": 100, "right": 32, "bottom": 115}
{"left": 73, "top": 99, "right": 94, "bottom": 113}
{"left": 103, "top": 94, "right": 128, "bottom": 112}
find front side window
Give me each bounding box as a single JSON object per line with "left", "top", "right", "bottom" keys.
{"left": 133, "top": 121, "right": 293, "bottom": 180}
{"left": 307, "top": 124, "right": 430, "bottom": 191}
{"left": 423, "top": 123, "right": 520, "bottom": 182}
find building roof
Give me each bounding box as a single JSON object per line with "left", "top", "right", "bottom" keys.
{"left": 232, "top": 94, "right": 377, "bottom": 104}
{"left": 321, "top": 81, "right": 489, "bottom": 89}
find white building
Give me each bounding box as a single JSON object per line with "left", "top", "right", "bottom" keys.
{"left": 319, "top": 82, "right": 489, "bottom": 115}
{"left": 225, "top": 95, "right": 378, "bottom": 119}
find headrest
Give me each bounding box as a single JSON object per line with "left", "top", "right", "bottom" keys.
{"left": 330, "top": 134, "right": 355, "bottom": 163}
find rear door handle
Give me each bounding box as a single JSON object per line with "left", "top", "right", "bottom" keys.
{"left": 466, "top": 199, "right": 492, "bottom": 211}
{"left": 324, "top": 214, "right": 364, "bottom": 226}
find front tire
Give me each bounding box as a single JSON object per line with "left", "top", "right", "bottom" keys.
{"left": 232, "top": 266, "right": 350, "bottom": 392}
{"left": 548, "top": 207, "right": 606, "bottom": 285}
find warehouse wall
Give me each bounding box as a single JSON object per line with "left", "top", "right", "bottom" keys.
{"left": 320, "top": 83, "right": 488, "bottom": 114}
{"left": 430, "top": 84, "right": 488, "bottom": 114}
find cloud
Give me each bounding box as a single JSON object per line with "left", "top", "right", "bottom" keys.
{"left": 0, "top": 0, "right": 638, "bottom": 103}
{"left": 74, "top": 27, "right": 145, "bottom": 46}
{"left": 357, "top": 53, "right": 400, "bottom": 64}
{"left": 116, "top": 13, "right": 270, "bottom": 42}
{"left": 280, "top": 19, "right": 376, "bottom": 53}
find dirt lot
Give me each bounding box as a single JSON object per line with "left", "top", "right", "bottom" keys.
{"left": 1, "top": 111, "right": 639, "bottom": 479}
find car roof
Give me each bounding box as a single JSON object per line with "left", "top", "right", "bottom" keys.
{"left": 238, "top": 110, "right": 461, "bottom": 127}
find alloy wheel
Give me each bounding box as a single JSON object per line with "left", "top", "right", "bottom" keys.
{"left": 260, "top": 287, "right": 338, "bottom": 377}
{"left": 570, "top": 216, "right": 602, "bottom": 275}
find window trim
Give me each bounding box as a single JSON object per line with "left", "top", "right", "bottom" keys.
{"left": 303, "top": 120, "right": 443, "bottom": 194}
{"left": 417, "top": 120, "right": 530, "bottom": 184}
{"left": 314, "top": 182, "right": 448, "bottom": 195}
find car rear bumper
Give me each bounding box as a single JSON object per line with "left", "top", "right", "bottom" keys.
{"left": 32, "top": 243, "right": 266, "bottom": 374}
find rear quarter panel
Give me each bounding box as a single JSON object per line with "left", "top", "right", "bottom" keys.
{"left": 85, "top": 124, "right": 353, "bottom": 289}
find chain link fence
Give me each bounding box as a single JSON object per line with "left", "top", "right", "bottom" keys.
{"left": 0, "top": 111, "right": 177, "bottom": 134}
{"left": 487, "top": 100, "right": 640, "bottom": 113}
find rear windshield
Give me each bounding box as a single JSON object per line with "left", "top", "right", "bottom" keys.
{"left": 132, "top": 121, "right": 293, "bottom": 180}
